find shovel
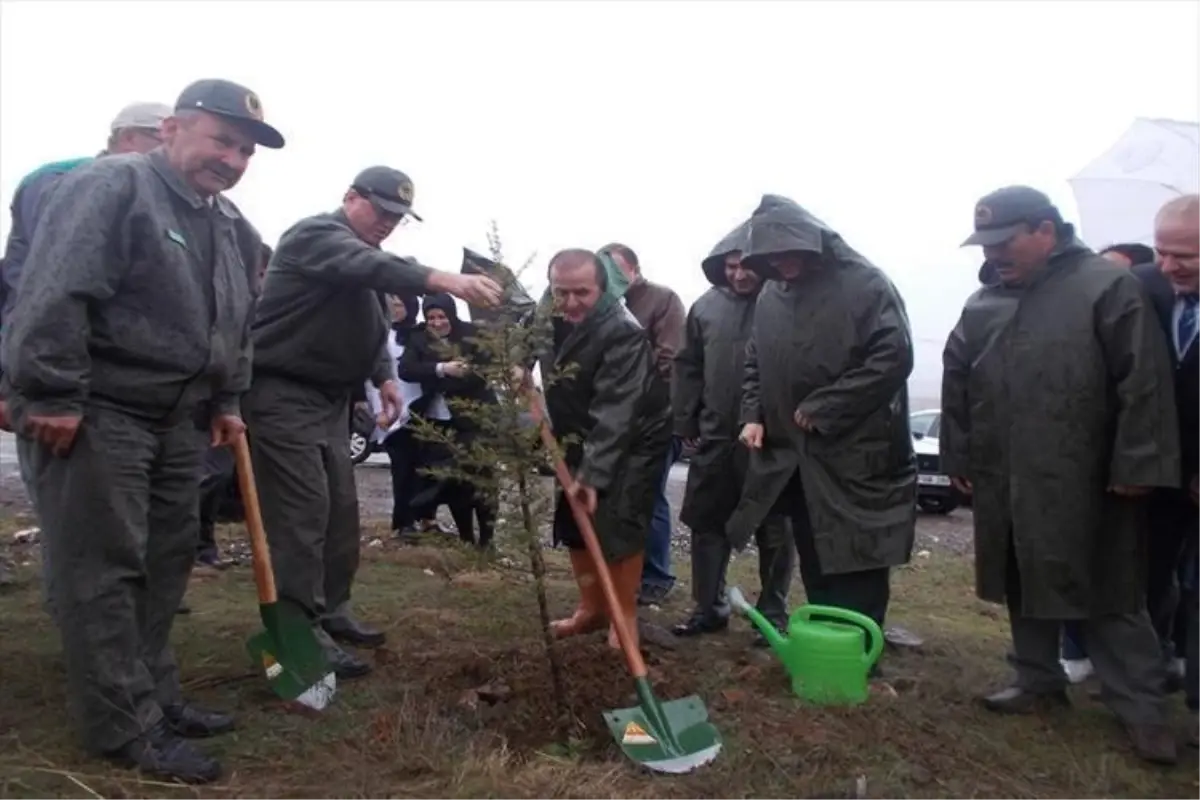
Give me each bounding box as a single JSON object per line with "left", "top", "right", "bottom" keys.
{"left": 232, "top": 433, "right": 336, "bottom": 710}
{"left": 526, "top": 388, "right": 722, "bottom": 774}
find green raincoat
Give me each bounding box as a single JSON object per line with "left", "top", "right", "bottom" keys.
{"left": 725, "top": 196, "right": 917, "bottom": 574}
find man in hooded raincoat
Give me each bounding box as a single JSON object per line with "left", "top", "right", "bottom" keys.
{"left": 727, "top": 195, "right": 916, "bottom": 631}
{"left": 531, "top": 248, "right": 670, "bottom": 653}
{"left": 941, "top": 186, "right": 1181, "bottom": 765}
{"left": 672, "top": 221, "right": 793, "bottom": 640}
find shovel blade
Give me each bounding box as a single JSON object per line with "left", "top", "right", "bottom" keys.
{"left": 246, "top": 602, "right": 336, "bottom": 710}
{"left": 603, "top": 693, "right": 722, "bottom": 774}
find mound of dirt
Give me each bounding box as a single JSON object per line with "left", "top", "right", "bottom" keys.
{"left": 395, "top": 638, "right": 710, "bottom": 754}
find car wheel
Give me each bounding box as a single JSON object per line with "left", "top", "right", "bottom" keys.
{"left": 350, "top": 432, "right": 371, "bottom": 465}
{"left": 918, "top": 496, "right": 958, "bottom": 515}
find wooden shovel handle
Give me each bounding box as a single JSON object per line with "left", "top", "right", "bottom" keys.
{"left": 527, "top": 388, "right": 649, "bottom": 679}
{"left": 233, "top": 433, "right": 277, "bottom": 605}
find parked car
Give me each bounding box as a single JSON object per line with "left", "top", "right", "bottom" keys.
{"left": 909, "top": 409, "right": 961, "bottom": 515}
{"left": 350, "top": 403, "right": 383, "bottom": 465}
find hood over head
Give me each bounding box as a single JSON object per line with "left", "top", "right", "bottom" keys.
{"left": 701, "top": 220, "right": 752, "bottom": 287}
{"left": 422, "top": 292, "right": 460, "bottom": 322}
{"left": 741, "top": 194, "right": 875, "bottom": 279}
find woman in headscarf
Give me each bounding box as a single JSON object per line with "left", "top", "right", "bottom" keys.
{"left": 398, "top": 294, "right": 499, "bottom": 548}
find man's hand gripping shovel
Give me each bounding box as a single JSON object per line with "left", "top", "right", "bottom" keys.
{"left": 233, "top": 433, "right": 336, "bottom": 710}
{"left": 525, "top": 386, "right": 722, "bottom": 774}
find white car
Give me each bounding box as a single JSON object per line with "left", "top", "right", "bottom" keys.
{"left": 910, "top": 409, "right": 959, "bottom": 515}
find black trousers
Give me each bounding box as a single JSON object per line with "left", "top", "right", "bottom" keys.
{"left": 1147, "top": 490, "right": 1197, "bottom": 661}
{"left": 197, "top": 445, "right": 235, "bottom": 561}
{"left": 776, "top": 471, "right": 890, "bottom": 627}
{"left": 383, "top": 428, "right": 421, "bottom": 532}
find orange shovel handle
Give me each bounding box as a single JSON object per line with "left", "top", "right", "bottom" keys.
{"left": 233, "top": 433, "right": 278, "bottom": 605}
{"left": 527, "top": 388, "right": 648, "bottom": 679}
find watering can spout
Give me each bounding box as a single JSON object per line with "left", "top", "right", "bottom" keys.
{"left": 726, "top": 586, "right": 789, "bottom": 655}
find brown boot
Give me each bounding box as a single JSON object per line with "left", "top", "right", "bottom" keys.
{"left": 606, "top": 552, "right": 644, "bottom": 652}
{"left": 550, "top": 549, "right": 607, "bottom": 638}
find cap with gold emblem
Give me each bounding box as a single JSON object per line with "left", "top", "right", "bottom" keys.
{"left": 174, "top": 79, "right": 285, "bottom": 149}
{"left": 351, "top": 166, "right": 422, "bottom": 220}
{"left": 961, "top": 185, "right": 1063, "bottom": 247}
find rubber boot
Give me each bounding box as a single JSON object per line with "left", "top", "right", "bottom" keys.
{"left": 607, "top": 551, "right": 644, "bottom": 652}
{"left": 550, "top": 549, "right": 607, "bottom": 638}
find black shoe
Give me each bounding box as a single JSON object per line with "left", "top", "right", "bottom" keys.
{"left": 638, "top": 583, "right": 672, "bottom": 607}
{"left": 981, "top": 685, "right": 1070, "bottom": 714}
{"left": 326, "top": 645, "right": 372, "bottom": 680}
{"left": 163, "top": 703, "right": 236, "bottom": 738}
{"left": 175, "top": 603, "right": 192, "bottom": 615}
{"left": 323, "top": 616, "right": 386, "bottom": 648}
{"left": 672, "top": 614, "right": 729, "bottom": 637}
{"left": 106, "top": 720, "right": 222, "bottom": 785}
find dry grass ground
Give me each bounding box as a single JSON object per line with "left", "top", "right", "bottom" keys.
{"left": 0, "top": 514, "right": 1196, "bottom": 799}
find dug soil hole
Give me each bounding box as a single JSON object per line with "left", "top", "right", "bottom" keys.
{"left": 399, "top": 639, "right": 710, "bottom": 757}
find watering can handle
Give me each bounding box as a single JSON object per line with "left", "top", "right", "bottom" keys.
{"left": 795, "top": 605, "right": 884, "bottom": 667}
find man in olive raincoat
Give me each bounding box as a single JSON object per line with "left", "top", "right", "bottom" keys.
{"left": 941, "top": 185, "right": 1181, "bottom": 765}
{"left": 727, "top": 195, "right": 916, "bottom": 630}
{"left": 672, "top": 222, "right": 793, "bottom": 640}
{"left": 534, "top": 248, "right": 671, "bottom": 653}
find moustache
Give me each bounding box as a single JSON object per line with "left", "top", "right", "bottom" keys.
{"left": 203, "top": 161, "right": 239, "bottom": 182}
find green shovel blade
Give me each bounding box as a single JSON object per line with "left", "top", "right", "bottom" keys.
{"left": 246, "top": 602, "right": 335, "bottom": 709}
{"left": 602, "top": 677, "right": 722, "bottom": 774}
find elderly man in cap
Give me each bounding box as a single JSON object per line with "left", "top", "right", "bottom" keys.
{"left": 2, "top": 78, "right": 284, "bottom": 783}
{"left": 941, "top": 185, "right": 1182, "bottom": 764}
{"left": 245, "top": 166, "right": 501, "bottom": 680}
{"left": 0, "top": 101, "right": 171, "bottom": 332}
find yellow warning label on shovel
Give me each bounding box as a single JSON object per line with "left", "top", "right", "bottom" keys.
{"left": 622, "top": 721, "right": 657, "bottom": 745}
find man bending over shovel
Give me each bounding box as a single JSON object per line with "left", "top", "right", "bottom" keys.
{"left": 528, "top": 248, "right": 671, "bottom": 652}
{"left": 245, "top": 166, "right": 501, "bottom": 679}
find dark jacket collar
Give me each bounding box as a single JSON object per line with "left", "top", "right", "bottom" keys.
{"left": 147, "top": 148, "right": 240, "bottom": 220}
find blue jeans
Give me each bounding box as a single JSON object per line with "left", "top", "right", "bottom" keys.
{"left": 1061, "top": 621, "right": 1087, "bottom": 660}
{"left": 641, "top": 438, "right": 681, "bottom": 590}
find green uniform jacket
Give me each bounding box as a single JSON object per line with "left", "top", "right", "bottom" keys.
{"left": 2, "top": 150, "right": 261, "bottom": 423}
{"left": 726, "top": 195, "right": 917, "bottom": 569}
{"left": 542, "top": 300, "right": 671, "bottom": 562}
{"left": 251, "top": 210, "right": 433, "bottom": 393}
{"left": 940, "top": 238, "right": 1180, "bottom": 618}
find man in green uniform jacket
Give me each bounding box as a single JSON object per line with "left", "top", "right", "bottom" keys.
{"left": 246, "top": 166, "right": 501, "bottom": 679}
{"left": 1, "top": 78, "right": 284, "bottom": 784}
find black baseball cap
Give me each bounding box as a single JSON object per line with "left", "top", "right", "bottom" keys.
{"left": 351, "top": 166, "right": 422, "bottom": 220}
{"left": 961, "top": 186, "right": 1063, "bottom": 247}
{"left": 174, "top": 79, "right": 285, "bottom": 149}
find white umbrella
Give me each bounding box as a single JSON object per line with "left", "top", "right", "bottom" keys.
{"left": 1068, "top": 118, "right": 1199, "bottom": 248}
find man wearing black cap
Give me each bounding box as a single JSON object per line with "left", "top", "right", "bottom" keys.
{"left": 940, "top": 185, "right": 1182, "bottom": 764}
{"left": 1, "top": 78, "right": 284, "bottom": 783}
{"left": 245, "top": 166, "right": 501, "bottom": 679}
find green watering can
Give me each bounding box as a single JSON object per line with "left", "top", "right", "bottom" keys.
{"left": 728, "top": 587, "right": 883, "bottom": 706}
